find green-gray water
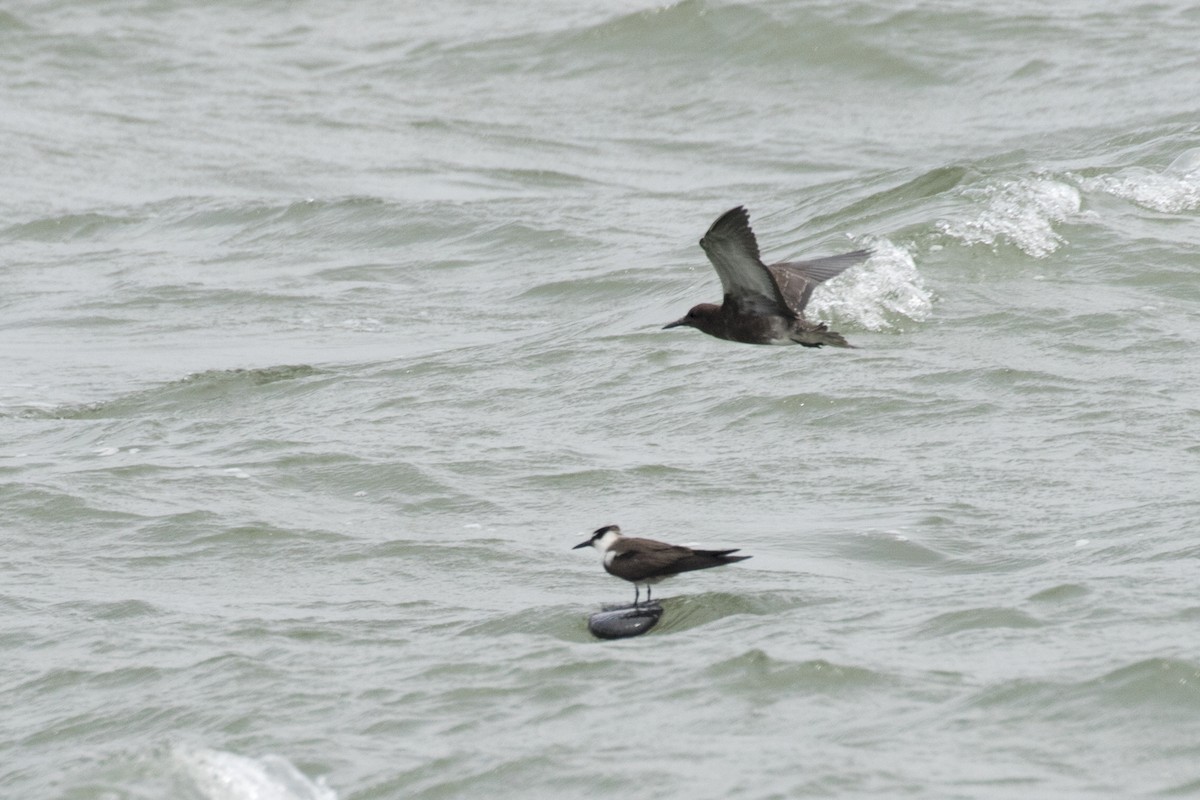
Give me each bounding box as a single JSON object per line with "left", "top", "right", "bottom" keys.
{"left": 4, "top": 1, "right": 1200, "bottom": 797}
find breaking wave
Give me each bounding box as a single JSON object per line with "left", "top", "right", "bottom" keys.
{"left": 174, "top": 747, "right": 337, "bottom": 800}
{"left": 935, "top": 176, "right": 1082, "bottom": 258}
{"left": 1073, "top": 148, "right": 1200, "bottom": 214}
{"left": 808, "top": 237, "right": 933, "bottom": 332}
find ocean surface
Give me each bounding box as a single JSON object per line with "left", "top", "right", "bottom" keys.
{"left": 3, "top": 1, "right": 1200, "bottom": 797}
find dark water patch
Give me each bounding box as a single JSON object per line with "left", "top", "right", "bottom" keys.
{"left": 102, "top": 511, "right": 351, "bottom": 566}
{"left": 384, "top": 751, "right": 586, "bottom": 800}
{"left": 822, "top": 165, "right": 973, "bottom": 229}
{"left": 650, "top": 591, "right": 807, "bottom": 634}
{"left": 9, "top": 667, "right": 95, "bottom": 698}
{"left": 69, "top": 664, "right": 163, "bottom": 691}
{"left": 460, "top": 605, "right": 598, "bottom": 643}
{"left": 9, "top": 663, "right": 176, "bottom": 711}
{"left": 965, "top": 657, "right": 1200, "bottom": 722}
{"left": 831, "top": 529, "right": 951, "bottom": 569}
{"left": 967, "top": 365, "right": 1089, "bottom": 393}
{"left": 709, "top": 390, "right": 841, "bottom": 419}
{"left": 1052, "top": 309, "right": 1143, "bottom": 334}
{"left": 387, "top": 493, "right": 507, "bottom": 517}
{"left": 453, "top": 215, "right": 599, "bottom": 257}
{"left": 518, "top": 653, "right": 630, "bottom": 683}
{"left": 0, "top": 9, "right": 29, "bottom": 30}
{"left": 213, "top": 437, "right": 327, "bottom": 459}
{"left": 117, "top": 509, "right": 221, "bottom": 543}
{"left": 0, "top": 483, "right": 146, "bottom": 527}
{"left": 348, "top": 538, "right": 532, "bottom": 575}
{"left": 919, "top": 607, "right": 1044, "bottom": 637}
{"left": 166, "top": 197, "right": 307, "bottom": 231}
{"left": 1009, "top": 58, "right": 1054, "bottom": 81}
{"left": 55, "top": 364, "right": 324, "bottom": 420}
{"left": 188, "top": 522, "right": 350, "bottom": 554}
{"left": 61, "top": 598, "right": 162, "bottom": 621}
{"left": 0, "top": 628, "right": 40, "bottom": 651}
{"left": 0, "top": 593, "right": 34, "bottom": 613}
{"left": 315, "top": 259, "right": 471, "bottom": 284}
{"left": 0, "top": 404, "right": 60, "bottom": 420}
{"left": 175, "top": 365, "right": 324, "bottom": 389}
{"left": 361, "top": 716, "right": 428, "bottom": 739}
{"left": 405, "top": 116, "right": 595, "bottom": 160}
{"left": 700, "top": 648, "right": 886, "bottom": 693}
{"left": 1158, "top": 776, "right": 1200, "bottom": 797}
{"left": 184, "top": 651, "right": 290, "bottom": 690}
{"left": 714, "top": 391, "right": 1002, "bottom": 434}
{"left": 1094, "top": 658, "right": 1200, "bottom": 709}
{"left": 25, "top": 313, "right": 134, "bottom": 329}
{"left": 256, "top": 452, "right": 450, "bottom": 497}
{"left": 535, "top": 1, "right": 941, "bottom": 82}
{"left": 516, "top": 275, "right": 655, "bottom": 304}
{"left": 1027, "top": 583, "right": 1091, "bottom": 603}
{"left": 2, "top": 212, "right": 142, "bottom": 242}
{"left": 907, "top": 366, "right": 988, "bottom": 387}
{"left": 229, "top": 619, "right": 350, "bottom": 646}
{"left": 90, "top": 283, "right": 316, "bottom": 312}
{"left": 169, "top": 196, "right": 433, "bottom": 251}
{"left": 478, "top": 166, "right": 601, "bottom": 192}
{"left": 517, "top": 463, "right": 703, "bottom": 493}
{"left": 1120, "top": 537, "right": 1200, "bottom": 564}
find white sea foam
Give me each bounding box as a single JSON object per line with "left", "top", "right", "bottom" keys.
{"left": 1074, "top": 149, "right": 1200, "bottom": 214}
{"left": 175, "top": 747, "right": 337, "bottom": 800}
{"left": 936, "top": 177, "right": 1081, "bottom": 258}
{"left": 808, "top": 237, "right": 933, "bottom": 332}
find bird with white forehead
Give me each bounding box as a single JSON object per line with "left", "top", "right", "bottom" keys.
{"left": 573, "top": 524, "right": 752, "bottom": 607}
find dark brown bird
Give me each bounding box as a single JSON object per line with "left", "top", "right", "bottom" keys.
{"left": 664, "top": 206, "right": 869, "bottom": 346}
{"left": 572, "top": 524, "right": 751, "bottom": 606}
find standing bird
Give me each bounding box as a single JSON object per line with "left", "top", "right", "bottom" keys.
{"left": 663, "top": 206, "right": 869, "bottom": 347}
{"left": 572, "top": 524, "right": 751, "bottom": 607}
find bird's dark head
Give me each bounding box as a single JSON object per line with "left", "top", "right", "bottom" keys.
{"left": 572, "top": 524, "right": 622, "bottom": 550}
{"left": 663, "top": 303, "right": 720, "bottom": 331}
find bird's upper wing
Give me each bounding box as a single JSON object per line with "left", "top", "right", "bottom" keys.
{"left": 609, "top": 538, "right": 693, "bottom": 582}
{"left": 767, "top": 249, "right": 871, "bottom": 315}
{"left": 699, "top": 207, "right": 791, "bottom": 317}
{"left": 612, "top": 538, "right": 746, "bottom": 580}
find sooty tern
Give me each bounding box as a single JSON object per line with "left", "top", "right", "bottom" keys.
{"left": 663, "top": 206, "right": 869, "bottom": 347}
{"left": 573, "top": 524, "right": 751, "bottom": 606}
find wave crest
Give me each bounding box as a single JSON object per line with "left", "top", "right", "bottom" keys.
{"left": 935, "top": 177, "right": 1081, "bottom": 258}
{"left": 1074, "top": 148, "right": 1200, "bottom": 214}
{"left": 808, "top": 238, "right": 933, "bottom": 332}
{"left": 175, "top": 747, "right": 337, "bottom": 800}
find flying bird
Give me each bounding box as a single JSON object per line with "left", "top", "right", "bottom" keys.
{"left": 663, "top": 206, "right": 869, "bottom": 346}
{"left": 573, "top": 524, "right": 751, "bottom": 607}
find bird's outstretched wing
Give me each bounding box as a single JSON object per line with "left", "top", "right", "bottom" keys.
{"left": 767, "top": 249, "right": 871, "bottom": 316}
{"left": 699, "top": 207, "right": 791, "bottom": 317}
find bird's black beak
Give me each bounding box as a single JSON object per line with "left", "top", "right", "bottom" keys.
{"left": 572, "top": 538, "right": 592, "bottom": 550}
{"left": 662, "top": 317, "right": 686, "bottom": 330}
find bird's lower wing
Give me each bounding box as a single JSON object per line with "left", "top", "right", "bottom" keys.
{"left": 769, "top": 249, "right": 871, "bottom": 315}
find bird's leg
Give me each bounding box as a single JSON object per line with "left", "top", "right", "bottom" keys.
{"left": 646, "top": 585, "right": 653, "bottom": 605}
{"left": 633, "top": 584, "right": 640, "bottom": 608}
